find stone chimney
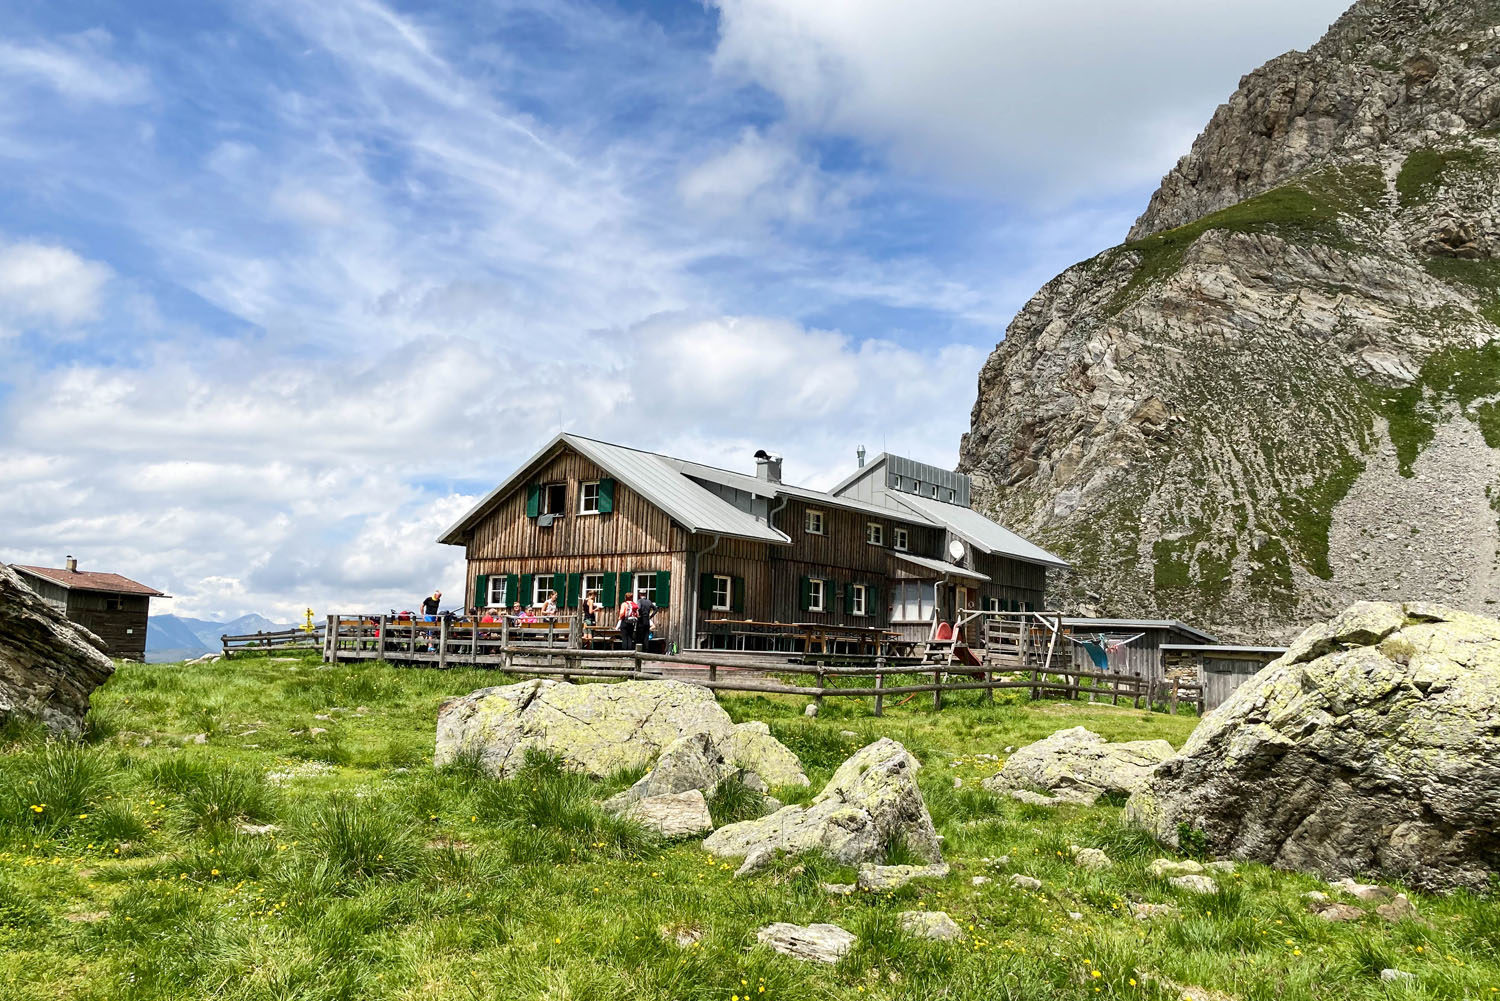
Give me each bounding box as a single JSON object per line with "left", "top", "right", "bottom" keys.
{"left": 753, "top": 449, "right": 783, "bottom": 484}
{"left": 66, "top": 555, "right": 78, "bottom": 573}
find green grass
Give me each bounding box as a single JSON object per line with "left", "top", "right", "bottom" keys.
{"left": 1370, "top": 340, "right": 1500, "bottom": 476}
{"left": 1396, "top": 147, "right": 1492, "bottom": 207}
{"left": 0, "top": 654, "right": 1494, "bottom": 1001}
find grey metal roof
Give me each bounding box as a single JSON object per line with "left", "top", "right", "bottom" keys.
{"left": 890, "top": 493, "right": 1070, "bottom": 570}
{"left": 666, "top": 457, "right": 942, "bottom": 528}
{"left": 890, "top": 551, "right": 989, "bottom": 582}
{"left": 438, "top": 433, "right": 790, "bottom": 546}
{"left": 1063, "top": 618, "right": 1220, "bottom": 644}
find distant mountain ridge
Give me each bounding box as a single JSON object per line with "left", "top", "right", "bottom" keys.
{"left": 146, "top": 613, "right": 294, "bottom": 662}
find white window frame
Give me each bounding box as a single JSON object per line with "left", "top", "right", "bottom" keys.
{"left": 579, "top": 481, "right": 601, "bottom": 515}
{"left": 929, "top": 484, "right": 939, "bottom": 498}
{"left": 805, "top": 509, "right": 825, "bottom": 535}
{"left": 985, "top": 596, "right": 1001, "bottom": 613}
{"left": 581, "top": 573, "right": 605, "bottom": 605}
{"left": 540, "top": 482, "right": 566, "bottom": 515}
{"left": 851, "top": 584, "right": 867, "bottom": 617}
{"left": 532, "top": 574, "right": 555, "bottom": 606}
{"left": 808, "top": 578, "right": 826, "bottom": 612}
{"left": 891, "top": 580, "right": 935, "bottom": 623}
{"left": 487, "top": 577, "right": 508, "bottom": 607}
{"left": 946, "top": 489, "right": 956, "bottom": 502}
{"left": 711, "top": 574, "right": 733, "bottom": 611}
{"left": 893, "top": 527, "right": 909, "bottom": 552}
{"left": 633, "top": 572, "right": 657, "bottom": 604}
{"left": 866, "top": 522, "right": 883, "bottom": 546}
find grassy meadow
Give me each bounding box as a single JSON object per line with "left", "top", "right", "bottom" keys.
{"left": 0, "top": 654, "right": 1495, "bottom": 1001}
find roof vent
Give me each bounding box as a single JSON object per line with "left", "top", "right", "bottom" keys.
{"left": 66, "top": 556, "right": 77, "bottom": 573}
{"left": 857, "top": 445, "right": 866, "bottom": 468}
{"left": 753, "top": 449, "right": 783, "bottom": 484}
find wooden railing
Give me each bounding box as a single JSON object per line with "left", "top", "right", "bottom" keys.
{"left": 321, "top": 614, "right": 1200, "bottom": 716}
{"left": 222, "top": 626, "right": 326, "bottom": 658}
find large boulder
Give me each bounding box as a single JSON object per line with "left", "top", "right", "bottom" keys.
{"left": 0, "top": 565, "right": 115, "bottom": 738}
{"left": 1125, "top": 602, "right": 1500, "bottom": 893}
{"left": 702, "top": 737, "right": 942, "bottom": 866}
{"left": 982, "top": 727, "right": 1174, "bottom": 805}
{"left": 434, "top": 679, "right": 806, "bottom": 787}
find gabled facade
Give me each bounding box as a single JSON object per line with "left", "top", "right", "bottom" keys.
{"left": 438, "top": 434, "right": 1068, "bottom": 651}
{"left": 10, "top": 559, "right": 167, "bottom": 662}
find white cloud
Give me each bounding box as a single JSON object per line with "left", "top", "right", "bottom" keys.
{"left": 709, "top": 0, "right": 1351, "bottom": 196}
{"left": 679, "top": 127, "right": 860, "bottom": 225}
{"left": 0, "top": 238, "right": 112, "bottom": 330}
{"left": 0, "top": 30, "right": 150, "bottom": 104}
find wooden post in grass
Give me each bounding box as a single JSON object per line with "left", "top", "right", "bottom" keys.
{"left": 408, "top": 614, "right": 417, "bottom": 660}
{"left": 815, "top": 667, "right": 826, "bottom": 711}
{"left": 377, "top": 614, "right": 387, "bottom": 662}
{"left": 1169, "top": 679, "right": 1179, "bottom": 716}
{"left": 873, "top": 662, "right": 885, "bottom": 717}
{"left": 932, "top": 668, "right": 942, "bottom": 711}
{"left": 438, "top": 617, "right": 449, "bottom": 670}
{"left": 469, "top": 615, "right": 478, "bottom": 664}
{"left": 1132, "top": 672, "right": 1143, "bottom": 709}
{"left": 501, "top": 617, "right": 511, "bottom": 672}
{"left": 328, "top": 615, "right": 339, "bottom": 665}
{"left": 708, "top": 662, "right": 718, "bottom": 700}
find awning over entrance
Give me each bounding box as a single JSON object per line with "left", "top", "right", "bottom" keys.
{"left": 890, "top": 551, "right": 989, "bottom": 582}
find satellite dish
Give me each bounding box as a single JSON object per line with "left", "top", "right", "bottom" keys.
{"left": 948, "top": 539, "right": 966, "bottom": 563}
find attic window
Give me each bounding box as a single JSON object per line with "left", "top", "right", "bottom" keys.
{"left": 105, "top": 596, "right": 122, "bottom": 611}
{"left": 893, "top": 527, "right": 909, "bottom": 552}
{"left": 541, "top": 483, "right": 566, "bottom": 514}
{"left": 805, "top": 509, "right": 825, "bottom": 535}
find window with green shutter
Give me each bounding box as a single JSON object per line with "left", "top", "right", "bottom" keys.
{"left": 597, "top": 478, "right": 615, "bottom": 514}
{"left": 731, "top": 576, "right": 746, "bottom": 614}
{"left": 525, "top": 485, "right": 540, "bottom": 518}
{"left": 566, "top": 573, "right": 582, "bottom": 608}
{"left": 518, "top": 574, "right": 534, "bottom": 608}
{"left": 655, "top": 571, "right": 670, "bottom": 609}
{"left": 504, "top": 574, "right": 519, "bottom": 608}
{"left": 601, "top": 573, "right": 616, "bottom": 608}
{"left": 473, "top": 574, "right": 489, "bottom": 610}
{"left": 699, "top": 573, "right": 715, "bottom": 610}
{"left": 798, "top": 576, "right": 810, "bottom": 612}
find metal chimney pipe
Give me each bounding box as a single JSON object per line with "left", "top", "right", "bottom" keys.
{"left": 857, "top": 446, "right": 866, "bottom": 468}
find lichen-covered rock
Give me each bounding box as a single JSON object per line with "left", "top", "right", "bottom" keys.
{"left": 1069, "top": 846, "right": 1113, "bottom": 871}
{"left": 617, "top": 790, "right": 713, "bottom": 839}
{"left": 983, "top": 727, "right": 1173, "bottom": 805}
{"left": 1126, "top": 602, "right": 1500, "bottom": 893}
{"left": 1168, "top": 874, "right": 1219, "bottom": 895}
{"left": 898, "top": 910, "right": 962, "bottom": 941}
{"left": 722, "top": 721, "right": 809, "bottom": 788}
{"left": 702, "top": 738, "right": 941, "bottom": 866}
{"left": 433, "top": 679, "right": 804, "bottom": 787}
{"left": 0, "top": 564, "right": 116, "bottom": 738}
{"left": 855, "top": 862, "right": 950, "bottom": 892}
{"left": 755, "top": 922, "right": 854, "bottom": 964}
{"left": 1149, "top": 859, "right": 1205, "bottom": 879}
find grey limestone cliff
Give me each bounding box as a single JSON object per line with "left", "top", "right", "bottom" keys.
{"left": 961, "top": 0, "right": 1500, "bottom": 640}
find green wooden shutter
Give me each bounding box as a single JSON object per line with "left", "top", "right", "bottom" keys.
{"left": 844, "top": 581, "right": 855, "bottom": 615}
{"left": 525, "top": 485, "right": 540, "bottom": 518}
{"left": 601, "top": 573, "right": 616, "bottom": 608}
{"left": 473, "top": 573, "right": 489, "bottom": 609}
{"left": 503, "top": 574, "right": 518, "bottom": 608}
{"left": 519, "top": 574, "right": 534, "bottom": 606}
{"left": 798, "top": 576, "right": 811, "bottom": 612}
{"left": 868, "top": 582, "right": 880, "bottom": 621}
{"left": 655, "top": 571, "right": 670, "bottom": 609}
{"left": 618, "top": 571, "right": 634, "bottom": 603}
{"left": 566, "top": 573, "right": 582, "bottom": 608}
{"left": 597, "top": 478, "right": 615, "bottom": 514}
{"left": 699, "top": 573, "right": 715, "bottom": 610}
{"left": 732, "top": 577, "right": 746, "bottom": 614}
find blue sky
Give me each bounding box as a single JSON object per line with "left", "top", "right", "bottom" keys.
{"left": 0, "top": 0, "right": 1350, "bottom": 618}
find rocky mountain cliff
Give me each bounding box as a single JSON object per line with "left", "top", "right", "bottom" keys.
{"left": 960, "top": 0, "right": 1500, "bottom": 641}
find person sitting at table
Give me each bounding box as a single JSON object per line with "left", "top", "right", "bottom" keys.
{"left": 542, "top": 591, "right": 558, "bottom": 616}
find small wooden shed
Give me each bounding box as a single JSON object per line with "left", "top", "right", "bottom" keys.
{"left": 10, "top": 559, "right": 167, "bottom": 662}
{"left": 1160, "top": 644, "right": 1287, "bottom": 710}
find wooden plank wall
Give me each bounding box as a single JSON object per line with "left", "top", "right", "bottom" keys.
{"left": 970, "top": 552, "right": 1046, "bottom": 610}
{"left": 464, "top": 447, "right": 691, "bottom": 648}
{"left": 64, "top": 593, "right": 151, "bottom": 661}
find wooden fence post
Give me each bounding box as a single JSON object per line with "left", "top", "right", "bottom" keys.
{"left": 932, "top": 668, "right": 942, "bottom": 711}
{"left": 708, "top": 662, "right": 718, "bottom": 700}
{"left": 377, "top": 614, "right": 387, "bottom": 662}
{"left": 438, "top": 617, "right": 449, "bottom": 670}
{"left": 1132, "top": 672, "right": 1143, "bottom": 709}
{"left": 815, "top": 667, "right": 826, "bottom": 711}
{"left": 1169, "top": 679, "right": 1179, "bottom": 716}
{"left": 329, "top": 616, "right": 340, "bottom": 665}
{"left": 408, "top": 615, "right": 417, "bottom": 660}
{"left": 874, "top": 655, "right": 885, "bottom": 717}
{"left": 470, "top": 615, "right": 478, "bottom": 665}
{"left": 501, "top": 617, "right": 511, "bottom": 673}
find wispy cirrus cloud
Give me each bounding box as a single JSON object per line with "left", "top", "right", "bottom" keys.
{"left": 0, "top": 29, "right": 149, "bottom": 104}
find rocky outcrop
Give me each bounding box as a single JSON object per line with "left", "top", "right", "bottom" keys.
{"left": 755, "top": 922, "right": 855, "bottom": 963}
{"left": 898, "top": 910, "right": 962, "bottom": 941}
{"left": 1125, "top": 601, "right": 1500, "bottom": 893}
{"left": 0, "top": 564, "right": 115, "bottom": 738}
{"left": 982, "top": 727, "right": 1173, "bottom": 805}
{"left": 960, "top": 0, "right": 1500, "bottom": 640}
{"left": 433, "top": 679, "right": 804, "bottom": 785}
{"left": 703, "top": 738, "right": 941, "bottom": 866}
{"left": 615, "top": 790, "right": 714, "bottom": 839}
